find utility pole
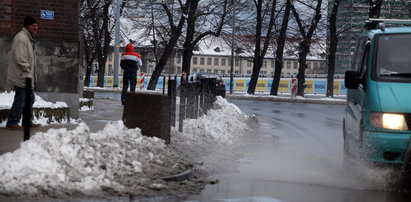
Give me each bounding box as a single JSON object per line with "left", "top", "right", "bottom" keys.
{"left": 230, "top": 0, "right": 236, "bottom": 94}
{"left": 113, "top": 0, "right": 122, "bottom": 88}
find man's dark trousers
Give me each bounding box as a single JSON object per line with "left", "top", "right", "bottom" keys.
{"left": 121, "top": 70, "right": 137, "bottom": 105}
{"left": 6, "top": 86, "right": 35, "bottom": 126}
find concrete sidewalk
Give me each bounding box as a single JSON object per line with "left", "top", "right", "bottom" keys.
{"left": 0, "top": 98, "right": 124, "bottom": 155}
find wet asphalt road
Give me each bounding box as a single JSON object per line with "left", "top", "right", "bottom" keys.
{"left": 70, "top": 91, "right": 411, "bottom": 201}
{"left": 187, "top": 99, "right": 411, "bottom": 202}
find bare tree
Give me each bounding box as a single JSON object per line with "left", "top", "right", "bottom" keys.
{"left": 270, "top": 0, "right": 291, "bottom": 96}
{"left": 181, "top": 0, "right": 229, "bottom": 75}
{"left": 368, "top": 0, "right": 383, "bottom": 18}
{"left": 81, "top": 0, "right": 117, "bottom": 88}
{"left": 146, "top": 1, "right": 188, "bottom": 90}
{"left": 326, "top": 0, "right": 340, "bottom": 98}
{"left": 247, "top": 0, "right": 277, "bottom": 95}
{"left": 81, "top": 0, "right": 101, "bottom": 87}
{"left": 290, "top": 0, "right": 323, "bottom": 96}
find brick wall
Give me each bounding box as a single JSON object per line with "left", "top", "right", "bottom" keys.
{"left": 0, "top": 0, "right": 81, "bottom": 118}
{"left": 0, "top": 0, "right": 78, "bottom": 41}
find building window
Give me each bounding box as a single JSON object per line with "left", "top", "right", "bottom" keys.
{"left": 214, "top": 58, "right": 219, "bottom": 66}
{"left": 214, "top": 69, "right": 219, "bottom": 73}
{"left": 307, "top": 62, "right": 311, "bottom": 69}
{"left": 200, "top": 69, "right": 204, "bottom": 72}
{"left": 108, "top": 64, "right": 113, "bottom": 75}
{"left": 293, "top": 61, "right": 298, "bottom": 69}
{"left": 235, "top": 70, "right": 239, "bottom": 74}
{"left": 247, "top": 60, "right": 252, "bottom": 67}
{"left": 235, "top": 58, "right": 239, "bottom": 66}
{"left": 207, "top": 58, "right": 212, "bottom": 65}
{"left": 193, "top": 68, "right": 198, "bottom": 72}
{"left": 176, "top": 56, "right": 181, "bottom": 64}
{"left": 228, "top": 59, "right": 232, "bottom": 66}
{"left": 193, "top": 57, "right": 198, "bottom": 65}
{"left": 263, "top": 60, "right": 268, "bottom": 67}
{"left": 221, "top": 58, "right": 226, "bottom": 66}
{"left": 287, "top": 61, "right": 291, "bottom": 69}
{"left": 221, "top": 70, "right": 226, "bottom": 74}
{"left": 200, "top": 57, "right": 205, "bottom": 65}
{"left": 320, "top": 62, "right": 325, "bottom": 69}
{"left": 247, "top": 70, "right": 251, "bottom": 74}
{"left": 313, "top": 62, "right": 319, "bottom": 70}
{"left": 207, "top": 69, "right": 212, "bottom": 73}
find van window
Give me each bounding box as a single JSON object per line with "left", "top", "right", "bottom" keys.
{"left": 375, "top": 34, "right": 411, "bottom": 81}
{"left": 360, "top": 45, "right": 369, "bottom": 77}
{"left": 351, "top": 37, "right": 368, "bottom": 71}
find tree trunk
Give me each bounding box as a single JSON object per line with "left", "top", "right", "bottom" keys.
{"left": 181, "top": 0, "right": 199, "bottom": 75}
{"left": 96, "top": 0, "right": 112, "bottom": 87}
{"left": 147, "top": 38, "right": 179, "bottom": 90}
{"left": 147, "top": 2, "right": 187, "bottom": 90}
{"left": 248, "top": 0, "right": 277, "bottom": 95}
{"left": 296, "top": 44, "right": 309, "bottom": 96}
{"left": 270, "top": 0, "right": 291, "bottom": 96}
{"left": 369, "top": 0, "right": 383, "bottom": 18}
{"left": 291, "top": 0, "right": 322, "bottom": 97}
{"left": 83, "top": 33, "right": 92, "bottom": 87}
{"left": 181, "top": 0, "right": 227, "bottom": 76}
{"left": 326, "top": 0, "right": 340, "bottom": 98}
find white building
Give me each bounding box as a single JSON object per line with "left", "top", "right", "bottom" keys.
{"left": 104, "top": 35, "right": 327, "bottom": 77}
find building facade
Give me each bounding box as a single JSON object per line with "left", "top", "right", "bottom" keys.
{"left": 104, "top": 38, "right": 327, "bottom": 77}
{"left": 333, "top": 0, "right": 411, "bottom": 74}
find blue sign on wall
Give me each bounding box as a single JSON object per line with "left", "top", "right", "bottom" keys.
{"left": 340, "top": 80, "right": 347, "bottom": 94}
{"left": 314, "top": 80, "right": 327, "bottom": 94}
{"left": 41, "top": 10, "right": 54, "bottom": 20}
{"left": 156, "top": 77, "right": 164, "bottom": 89}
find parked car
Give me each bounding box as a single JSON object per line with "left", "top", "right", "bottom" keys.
{"left": 186, "top": 72, "right": 226, "bottom": 98}
{"left": 343, "top": 19, "right": 411, "bottom": 169}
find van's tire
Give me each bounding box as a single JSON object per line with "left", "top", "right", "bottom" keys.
{"left": 343, "top": 120, "right": 354, "bottom": 171}
{"left": 358, "top": 121, "right": 365, "bottom": 160}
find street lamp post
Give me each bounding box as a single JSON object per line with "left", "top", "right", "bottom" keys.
{"left": 113, "top": 0, "right": 122, "bottom": 88}
{"left": 230, "top": 0, "right": 236, "bottom": 94}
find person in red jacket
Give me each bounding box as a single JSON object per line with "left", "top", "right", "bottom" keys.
{"left": 120, "top": 43, "right": 142, "bottom": 105}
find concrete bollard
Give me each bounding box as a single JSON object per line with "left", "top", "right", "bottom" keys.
{"left": 122, "top": 92, "right": 170, "bottom": 144}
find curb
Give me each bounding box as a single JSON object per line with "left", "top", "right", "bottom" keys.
{"left": 161, "top": 169, "right": 194, "bottom": 182}
{"left": 86, "top": 87, "right": 346, "bottom": 105}
{"left": 226, "top": 94, "right": 346, "bottom": 105}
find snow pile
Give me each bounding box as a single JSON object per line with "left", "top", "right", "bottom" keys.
{"left": 0, "top": 91, "right": 67, "bottom": 109}
{"left": 0, "top": 97, "right": 252, "bottom": 198}
{"left": 0, "top": 121, "right": 191, "bottom": 197}
{"left": 0, "top": 91, "right": 70, "bottom": 126}
{"left": 79, "top": 98, "right": 94, "bottom": 111}
{"left": 172, "top": 97, "right": 252, "bottom": 167}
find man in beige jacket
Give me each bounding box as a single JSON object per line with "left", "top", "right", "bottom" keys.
{"left": 6, "top": 16, "right": 41, "bottom": 130}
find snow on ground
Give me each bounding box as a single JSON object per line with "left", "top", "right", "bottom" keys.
{"left": 0, "top": 97, "right": 253, "bottom": 199}
{"left": 79, "top": 98, "right": 94, "bottom": 111}
{"left": 0, "top": 91, "right": 71, "bottom": 127}
{"left": 0, "top": 91, "right": 67, "bottom": 109}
